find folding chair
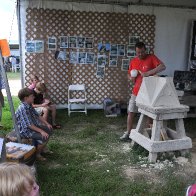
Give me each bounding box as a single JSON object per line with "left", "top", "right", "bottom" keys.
{"left": 12, "top": 64, "right": 20, "bottom": 72}
{"left": 68, "top": 84, "right": 87, "bottom": 116}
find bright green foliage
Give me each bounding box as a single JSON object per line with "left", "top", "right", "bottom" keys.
{"left": 1, "top": 97, "right": 20, "bottom": 132}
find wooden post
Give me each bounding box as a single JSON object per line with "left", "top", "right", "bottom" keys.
{"left": 0, "top": 138, "right": 6, "bottom": 162}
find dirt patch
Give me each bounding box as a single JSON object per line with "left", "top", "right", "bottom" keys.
{"left": 123, "top": 157, "right": 193, "bottom": 185}
{"left": 121, "top": 143, "right": 131, "bottom": 153}
{"left": 123, "top": 166, "right": 162, "bottom": 184}
{"left": 2, "top": 79, "right": 21, "bottom": 96}
{"left": 122, "top": 137, "right": 196, "bottom": 184}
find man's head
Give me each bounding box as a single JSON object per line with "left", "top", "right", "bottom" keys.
{"left": 18, "top": 88, "right": 34, "bottom": 102}
{"left": 35, "top": 82, "right": 46, "bottom": 94}
{"left": 135, "top": 42, "right": 147, "bottom": 59}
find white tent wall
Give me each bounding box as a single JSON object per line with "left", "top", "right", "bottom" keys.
{"left": 18, "top": 0, "right": 196, "bottom": 108}
{"left": 19, "top": 1, "right": 196, "bottom": 78}
{"left": 128, "top": 5, "right": 196, "bottom": 76}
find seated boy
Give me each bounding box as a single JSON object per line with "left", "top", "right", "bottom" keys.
{"left": 32, "top": 82, "right": 61, "bottom": 129}
{"left": 15, "top": 88, "right": 53, "bottom": 161}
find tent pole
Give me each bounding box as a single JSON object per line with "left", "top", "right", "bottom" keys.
{"left": 17, "top": 0, "right": 24, "bottom": 88}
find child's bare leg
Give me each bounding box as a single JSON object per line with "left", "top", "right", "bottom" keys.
{"left": 36, "top": 142, "right": 47, "bottom": 161}
{"left": 42, "top": 107, "right": 49, "bottom": 122}
{"left": 36, "top": 143, "right": 46, "bottom": 155}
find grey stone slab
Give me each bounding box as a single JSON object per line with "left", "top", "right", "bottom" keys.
{"left": 130, "top": 130, "right": 192, "bottom": 153}
{"left": 136, "top": 77, "right": 181, "bottom": 107}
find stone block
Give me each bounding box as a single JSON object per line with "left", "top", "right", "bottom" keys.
{"left": 136, "top": 77, "right": 180, "bottom": 107}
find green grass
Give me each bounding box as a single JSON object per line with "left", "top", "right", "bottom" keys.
{"left": 6, "top": 72, "right": 21, "bottom": 80}
{"left": 1, "top": 97, "right": 20, "bottom": 133}
{"left": 1, "top": 100, "right": 196, "bottom": 195}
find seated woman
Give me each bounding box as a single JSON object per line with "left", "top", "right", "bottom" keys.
{"left": 33, "top": 82, "right": 61, "bottom": 129}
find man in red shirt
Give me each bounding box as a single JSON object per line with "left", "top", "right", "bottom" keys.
{"left": 120, "top": 42, "right": 166, "bottom": 141}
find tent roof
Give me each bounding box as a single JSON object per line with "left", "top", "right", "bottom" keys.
{"left": 42, "top": 0, "right": 196, "bottom": 8}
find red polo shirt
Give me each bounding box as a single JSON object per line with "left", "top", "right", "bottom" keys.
{"left": 128, "top": 54, "right": 162, "bottom": 96}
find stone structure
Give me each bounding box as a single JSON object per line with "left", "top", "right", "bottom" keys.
{"left": 129, "top": 77, "right": 192, "bottom": 162}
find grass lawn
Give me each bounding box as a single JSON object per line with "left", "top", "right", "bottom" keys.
{"left": 1, "top": 97, "right": 196, "bottom": 195}
{"left": 6, "top": 71, "right": 21, "bottom": 80}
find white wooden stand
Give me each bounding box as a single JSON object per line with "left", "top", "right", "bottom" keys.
{"left": 130, "top": 103, "right": 192, "bottom": 162}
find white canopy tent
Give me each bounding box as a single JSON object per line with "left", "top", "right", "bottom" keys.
{"left": 17, "top": 0, "right": 196, "bottom": 80}
{"left": 16, "top": 0, "right": 196, "bottom": 108}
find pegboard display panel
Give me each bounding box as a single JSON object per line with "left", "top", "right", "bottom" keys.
{"left": 25, "top": 8, "right": 155, "bottom": 105}
{"left": 129, "top": 13, "right": 156, "bottom": 52}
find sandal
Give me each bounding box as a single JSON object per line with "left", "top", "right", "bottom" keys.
{"left": 42, "top": 147, "right": 54, "bottom": 155}
{"left": 52, "top": 124, "right": 61, "bottom": 129}
{"left": 36, "top": 155, "right": 47, "bottom": 161}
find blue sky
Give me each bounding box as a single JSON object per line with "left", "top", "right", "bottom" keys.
{"left": 0, "top": 0, "right": 18, "bottom": 43}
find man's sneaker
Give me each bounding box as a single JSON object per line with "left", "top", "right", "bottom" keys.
{"left": 120, "top": 131, "right": 130, "bottom": 141}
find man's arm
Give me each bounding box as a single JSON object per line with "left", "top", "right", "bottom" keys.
{"left": 32, "top": 102, "right": 49, "bottom": 108}
{"left": 142, "top": 63, "right": 166, "bottom": 77}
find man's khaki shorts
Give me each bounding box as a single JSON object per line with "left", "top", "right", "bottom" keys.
{"left": 128, "top": 94, "right": 138, "bottom": 113}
